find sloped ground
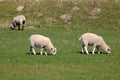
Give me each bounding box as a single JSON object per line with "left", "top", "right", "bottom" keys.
{"left": 0, "top": 0, "right": 120, "bottom": 80}
{"left": 0, "top": 0, "right": 120, "bottom": 29}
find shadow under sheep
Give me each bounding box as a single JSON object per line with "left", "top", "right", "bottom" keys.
{"left": 26, "top": 52, "right": 52, "bottom": 56}
{"left": 76, "top": 51, "right": 108, "bottom": 55}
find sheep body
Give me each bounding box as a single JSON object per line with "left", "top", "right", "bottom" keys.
{"left": 29, "top": 34, "right": 57, "bottom": 55}
{"left": 79, "top": 33, "right": 111, "bottom": 54}
{"left": 10, "top": 15, "right": 26, "bottom": 30}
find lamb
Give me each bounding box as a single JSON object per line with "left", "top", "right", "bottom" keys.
{"left": 29, "top": 34, "right": 57, "bottom": 55}
{"left": 10, "top": 15, "right": 26, "bottom": 30}
{"left": 79, "top": 33, "right": 111, "bottom": 54}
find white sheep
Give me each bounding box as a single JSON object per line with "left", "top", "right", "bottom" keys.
{"left": 79, "top": 33, "right": 111, "bottom": 54}
{"left": 10, "top": 15, "right": 26, "bottom": 30}
{"left": 29, "top": 34, "right": 57, "bottom": 55}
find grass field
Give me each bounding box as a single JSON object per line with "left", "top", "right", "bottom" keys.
{"left": 0, "top": 0, "right": 120, "bottom": 80}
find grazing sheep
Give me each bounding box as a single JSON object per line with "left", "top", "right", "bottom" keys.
{"left": 10, "top": 15, "right": 26, "bottom": 30}
{"left": 29, "top": 34, "right": 57, "bottom": 55}
{"left": 79, "top": 33, "right": 111, "bottom": 54}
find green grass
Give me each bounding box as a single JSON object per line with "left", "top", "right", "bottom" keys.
{"left": 0, "top": 28, "right": 120, "bottom": 80}
{"left": 0, "top": 0, "right": 120, "bottom": 80}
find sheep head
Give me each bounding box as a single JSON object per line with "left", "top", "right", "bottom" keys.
{"left": 10, "top": 24, "right": 15, "bottom": 30}
{"left": 50, "top": 48, "right": 57, "bottom": 55}
{"left": 105, "top": 48, "right": 111, "bottom": 54}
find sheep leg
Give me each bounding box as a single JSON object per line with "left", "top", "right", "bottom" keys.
{"left": 96, "top": 47, "right": 100, "bottom": 54}
{"left": 18, "top": 25, "right": 20, "bottom": 30}
{"left": 30, "top": 46, "right": 36, "bottom": 55}
{"left": 29, "top": 46, "right": 33, "bottom": 54}
{"left": 82, "top": 47, "right": 84, "bottom": 54}
{"left": 44, "top": 52, "right": 47, "bottom": 56}
{"left": 11, "top": 22, "right": 16, "bottom": 30}
{"left": 21, "top": 25, "right": 24, "bottom": 30}
{"left": 44, "top": 48, "right": 47, "bottom": 56}
{"left": 82, "top": 44, "right": 85, "bottom": 54}
{"left": 40, "top": 48, "right": 43, "bottom": 55}
{"left": 32, "top": 48, "right": 36, "bottom": 55}
{"left": 84, "top": 46, "right": 89, "bottom": 54}
{"left": 92, "top": 47, "right": 96, "bottom": 54}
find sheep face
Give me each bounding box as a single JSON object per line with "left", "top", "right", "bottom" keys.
{"left": 10, "top": 26, "right": 14, "bottom": 30}
{"left": 10, "top": 24, "right": 15, "bottom": 30}
{"left": 104, "top": 48, "right": 111, "bottom": 54}
{"left": 50, "top": 48, "right": 57, "bottom": 55}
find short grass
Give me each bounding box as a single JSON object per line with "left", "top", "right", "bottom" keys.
{"left": 0, "top": 28, "right": 120, "bottom": 80}
{"left": 0, "top": 0, "right": 120, "bottom": 80}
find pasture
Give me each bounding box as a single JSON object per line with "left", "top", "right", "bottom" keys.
{"left": 0, "top": 0, "right": 120, "bottom": 80}
{"left": 0, "top": 28, "right": 120, "bottom": 80}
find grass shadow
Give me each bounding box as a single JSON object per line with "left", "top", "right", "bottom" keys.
{"left": 76, "top": 51, "right": 107, "bottom": 55}
{"left": 26, "top": 52, "right": 52, "bottom": 56}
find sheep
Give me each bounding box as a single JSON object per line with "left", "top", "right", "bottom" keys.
{"left": 10, "top": 15, "right": 26, "bottom": 30}
{"left": 29, "top": 34, "right": 57, "bottom": 55}
{"left": 79, "top": 33, "right": 111, "bottom": 54}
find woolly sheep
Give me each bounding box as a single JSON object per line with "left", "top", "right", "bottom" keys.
{"left": 79, "top": 33, "right": 111, "bottom": 54}
{"left": 10, "top": 15, "right": 26, "bottom": 30}
{"left": 29, "top": 34, "right": 57, "bottom": 55}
